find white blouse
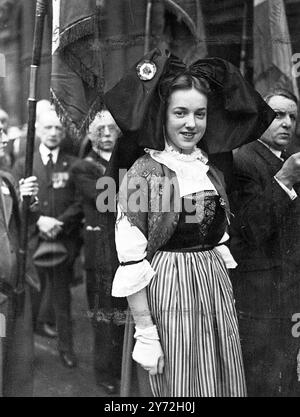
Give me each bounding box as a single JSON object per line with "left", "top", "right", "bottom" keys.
{"left": 112, "top": 145, "right": 237, "bottom": 298}
{"left": 113, "top": 212, "right": 156, "bottom": 297}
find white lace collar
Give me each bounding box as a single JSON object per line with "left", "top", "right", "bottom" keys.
{"left": 145, "top": 142, "right": 208, "bottom": 164}
{"left": 144, "top": 143, "right": 216, "bottom": 197}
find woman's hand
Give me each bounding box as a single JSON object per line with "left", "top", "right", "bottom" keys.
{"left": 127, "top": 290, "right": 164, "bottom": 374}
{"left": 132, "top": 325, "right": 165, "bottom": 375}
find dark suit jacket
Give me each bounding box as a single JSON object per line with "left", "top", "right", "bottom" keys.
{"left": 230, "top": 140, "right": 300, "bottom": 316}
{"left": 70, "top": 151, "right": 119, "bottom": 290}
{"left": 13, "top": 150, "right": 83, "bottom": 266}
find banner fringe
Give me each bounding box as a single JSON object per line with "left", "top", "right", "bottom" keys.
{"left": 163, "top": 0, "right": 198, "bottom": 40}
{"left": 50, "top": 88, "right": 104, "bottom": 143}
{"left": 58, "top": 14, "right": 98, "bottom": 52}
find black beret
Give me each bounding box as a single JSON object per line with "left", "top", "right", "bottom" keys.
{"left": 33, "top": 241, "right": 68, "bottom": 268}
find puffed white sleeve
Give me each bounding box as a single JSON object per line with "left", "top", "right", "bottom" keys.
{"left": 112, "top": 205, "right": 156, "bottom": 297}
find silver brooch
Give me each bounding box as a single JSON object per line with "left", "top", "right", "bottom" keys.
{"left": 136, "top": 60, "right": 157, "bottom": 81}
{"left": 219, "top": 198, "right": 226, "bottom": 207}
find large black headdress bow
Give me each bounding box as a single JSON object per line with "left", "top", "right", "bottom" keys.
{"left": 105, "top": 48, "right": 275, "bottom": 154}
{"left": 104, "top": 48, "right": 275, "bottom": 175}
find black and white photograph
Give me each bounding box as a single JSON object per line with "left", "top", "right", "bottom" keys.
{"left": 0, "top": 0, "right": 300, "bottom": 400}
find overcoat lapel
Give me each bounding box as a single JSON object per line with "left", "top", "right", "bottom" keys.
{"left": 33, "top": 151, "right": 48, "bottom": 186}
{"left": 2, "top": 191, "right": 13, "bottom": 227}
{"left": 0, "top": 174, "right": 20, "bottom": 232}
{"left": 0, "top": 179, "right": 7, "bottom": 230}
{"left": 55, "top": 150, "right": 70, "bottom": 172}
{"left": 55, "top": 149, "right": 63, "bottom": 169}
{"left": 254, "top": 141, "right": 300, "bottom": 195}
{"left": 253, "top": 141, "right": 283, "bottom": 175}
{"left": 88, "top": 150, "right": 109, "bottom": 169}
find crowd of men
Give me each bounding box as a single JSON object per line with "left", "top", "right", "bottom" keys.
{"left": 0, "top": 102, "right": 124, "bottom": 396}
{"left": 0, "top": 87, "right": 300, "bottom": 397}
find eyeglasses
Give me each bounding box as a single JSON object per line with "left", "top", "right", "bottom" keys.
{"left": 96, "top": 125, "right": 118, "bottom": 134}
{"left": 0, "top": 132, "right": 9, "bottom": 148}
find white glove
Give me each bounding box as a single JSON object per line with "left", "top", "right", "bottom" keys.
{"left": 132, "top": 325, "right": 164, "bottom": 375}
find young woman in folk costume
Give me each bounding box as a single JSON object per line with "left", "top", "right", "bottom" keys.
{"left": 104, "top": 48, "right": 275, "bottom": 397}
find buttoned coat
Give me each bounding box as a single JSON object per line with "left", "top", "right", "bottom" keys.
{"left": 229, "top": 140, "right": 300, "bottom": 396}
{"left": 70, "top": 151, "right": 108, "bottom": 270}
{"left": 14, "top": 150, "right": 83, "bottom": 266}
{"left": 70, "top": 150, "right": 126, "bottom": 301}
{"left": 230, "top": 140, "right": 300, "bottom": 317}
{"left": 70, "top": 151, "right": 126, "bottom": 383}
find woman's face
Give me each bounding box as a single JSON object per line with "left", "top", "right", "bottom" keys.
{"left": 165, "top": 87, "right": 207, "bottom": 154}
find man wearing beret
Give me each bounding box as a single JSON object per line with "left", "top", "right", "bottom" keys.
{"left": 71, "top": 110, "right": 126, "bottom": 394}
{"left": 13, "top": 109, "right": 83, "bottom": 368}
{"left": 0, "top": 116, "right": 39, "bottom": 396}
{"left": 230, "top": 89, "right": 300, "bottom": 396}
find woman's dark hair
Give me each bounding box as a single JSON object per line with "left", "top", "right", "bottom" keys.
{"left": 159, "top": 73, "right": 211, "bottom": 104}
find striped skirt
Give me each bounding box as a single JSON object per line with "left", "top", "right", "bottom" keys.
{"left": 147, "top": 249, "right": 246, "bottom": 397}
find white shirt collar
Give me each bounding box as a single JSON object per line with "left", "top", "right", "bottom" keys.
{"left": 258, "top": 139, "right": 283, "bottom": 160}
{"left": 98, "top": 149, "right": 112, "bottom": 162}
{"left": 39, "top": 143, "right": 60, "bottom": 165}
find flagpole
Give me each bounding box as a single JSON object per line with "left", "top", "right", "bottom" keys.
{"left": 240, "top": 0, "right": 248, "bottom": 77}
{"left": 144, "top": 0, "right": 153, "bottom": 54}
{"left": 17, "top": 0, "right": 48, "bottom": 307}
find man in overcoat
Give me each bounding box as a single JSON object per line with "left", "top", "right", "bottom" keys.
{"left": 13, "top": 109, "right": 82, "bottom": 368}
{"left": 0, "top": 116, "right": 39, "bottom": 396}
{"left": 70, "top": 110, "right": 126, "bottom": 393}
{"left": 230, "top": 89, "right": 300, "bottom": 396}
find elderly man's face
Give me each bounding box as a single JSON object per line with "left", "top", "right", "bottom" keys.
{"left": 0, "top": 117, "right": 8, "bottom": 157}
{"left": 261, "top": 95, "right": 298, "bottom": 151}
{"left": 36, "top": 110, "right": 63, "bottom": 150}
{"left": 89, "top": 111, "right": 119, "bottom": 153}
{"left": 0, "top": 109, "right": 9, "bottom": 133}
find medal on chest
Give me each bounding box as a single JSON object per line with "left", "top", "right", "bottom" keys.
{"left": 51, "top": 172, "right": 69, "bottom": 189}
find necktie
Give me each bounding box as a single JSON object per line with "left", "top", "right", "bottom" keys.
{"left": 46, "top": 152, "right": 54, "bottom": 180}
{"left": 280, "top": 149, "right": 288, "bottom": 161}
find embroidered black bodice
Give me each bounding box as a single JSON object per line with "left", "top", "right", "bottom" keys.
{"left": 161, "top": 191, "right": 227, "bottom": 251}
